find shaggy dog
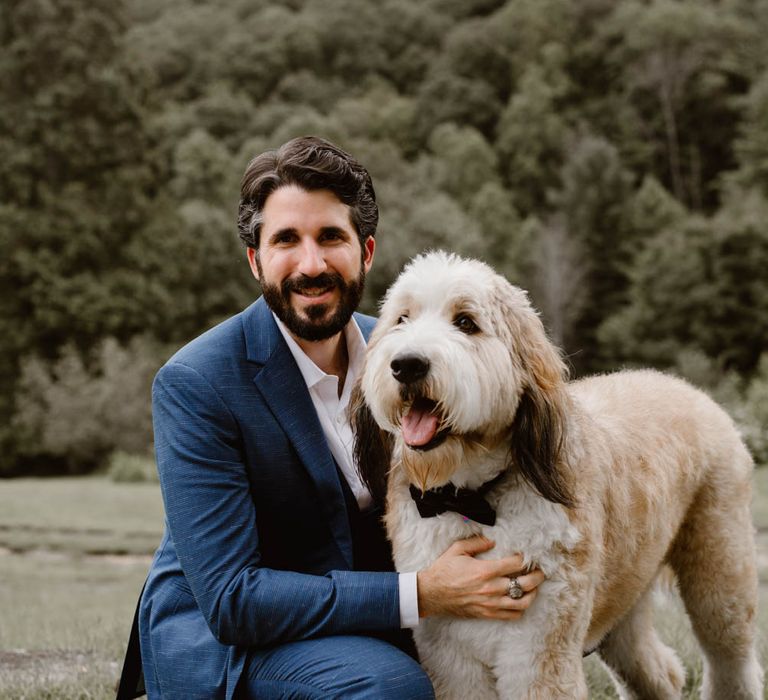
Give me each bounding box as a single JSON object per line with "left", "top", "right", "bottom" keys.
{"left": 351, "top": 251, "right": 763, "bottom": 699}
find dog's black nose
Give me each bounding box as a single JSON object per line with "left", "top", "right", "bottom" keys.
{"left": 391, "top": 354, "right": 430, "bottom": 384}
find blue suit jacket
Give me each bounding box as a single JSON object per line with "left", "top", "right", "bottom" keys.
{"left": 138, "top": 297, "right": 400, "bottom": 699}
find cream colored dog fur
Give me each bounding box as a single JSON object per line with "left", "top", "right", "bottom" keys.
{"left": 352, "top": 251, "right": 762, "bottom": 699}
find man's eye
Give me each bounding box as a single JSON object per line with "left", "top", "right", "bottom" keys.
{"left": 453, "top": 314, "right": 478, "bottom": 334}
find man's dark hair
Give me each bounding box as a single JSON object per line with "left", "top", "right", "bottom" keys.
{"left": 237, "top": 136, "right": 379, "bottom": 249}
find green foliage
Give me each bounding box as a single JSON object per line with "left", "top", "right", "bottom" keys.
{"left": 12, "top": 337, "right": 162, "bottom": 474}
{"left": 731, "top": 71, "right": 768, "bottom": 195}
{"left": 107, "top": 450, "right": 159, "bottom": 483}
{"left": 598, "top": 195, "right": 768, "bottom": 376}
{"left": 603, "top": 0, "right": 749, "bottom": 209}
{"left": 521, "top": 215, "right": 588, "bottom": 351}
{"left": 0, "top": 476, "right": 163, "bottom": 694}
{"left": 495, "top": 45, "right": 571, "bottom": 213}
{"left": 2, "top": 0, "right": 768, "bottom": 472}
{"left": 555, "top": 133, "right": 634, "bottom": 370}
{"left": 0, "top": 0, "right": 160, "bottom": 471}
{"left": 428, "top": 123, "right": 500, "bottom": 207}
{"left": 743, "top": 357, "right": 768, "bottom": 466}
{"left": 626, "top": 175, "right": 688, "bottom": 238}
{"left": 668, "top": 349, "right": 768, "bottom": 467}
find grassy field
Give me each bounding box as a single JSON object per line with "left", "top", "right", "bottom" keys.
{"left": 0, "top": 472, "right": 766, "bottom": 699}
{"left": 0, "top": 478, "right": 163, "bottom": 699}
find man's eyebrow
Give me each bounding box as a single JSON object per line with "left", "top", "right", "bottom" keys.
{"left": 319, "top": 226, "right": 350, "bottom": 237}
{"left": 266, "top": 227, "right": 297, "bottom": 243}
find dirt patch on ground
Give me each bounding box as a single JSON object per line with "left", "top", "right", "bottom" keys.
{"left": 0, "top": 649, "right": 94, "bottom": 671}
{"left": 0, "top": 649, "right": 119, "bottom": 687}
{"left": 0, "top": 545, "right": 152, "bottom": 566}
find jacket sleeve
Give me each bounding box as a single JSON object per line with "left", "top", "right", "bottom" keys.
{"left": 152, "top": 361, "right": 401, "bottom": 647}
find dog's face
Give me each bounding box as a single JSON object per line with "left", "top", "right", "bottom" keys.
{"left": 356, "top": 251, "right": 569, "bottom": 496}
{"left": 363, "top": 253, "right": 526, "bottom": 446}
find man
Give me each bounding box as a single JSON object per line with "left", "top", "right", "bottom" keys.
{"left": 119, "top": 136, "right": 543, "bottom": 699}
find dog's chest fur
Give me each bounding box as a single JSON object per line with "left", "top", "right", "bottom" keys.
{"left": 386, "top": 458, "right": 582, "bottom": 673}
{"left": 387, "top": 470, "right": 580, "bottom": 574}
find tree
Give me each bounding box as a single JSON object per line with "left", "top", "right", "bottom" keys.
{"left": 467, "top": 181, "right": 523, "bottom": 283}
{"left": 524, "top": 216, "right": 588, "bottom": 352}
{"left": 605, "top": 0, "right": 748, "bottom": 209}
{"left": 0, "top": 0, "right": 157, "bottom": 470}
{"left": 598, "top": 190, "right": 768, "bottom": 374}
{"left": 730, "top": 71, "right": 768, "bottom": 195}
{"left": 597, "top": 215, "right": 717, "bottom": 369}
{"left": 626, "top": 175, "right": 687, "bottom": 240}
{"left": 427, "top": 123, "right": 500, "bottom": 208}
{"left": 552, "top": 133, "right": 633, "bottom": 370}
{"left": 13, "top": 337, "right": 161, "bottom": 474}
{"left": 495, "top": 45, "right": 571, "bottom": 214}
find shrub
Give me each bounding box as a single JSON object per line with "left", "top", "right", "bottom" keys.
{"left": 107, "top": 450, "right": 158, "bottom": 483}
{"left": 672, "top": 349, "right": 768, "bottom": 467}
{"left": 12, "top": 336, "right": 164, "bottom": 473}
{"left": 742, "top": 355, "right": 768, "bottom": 466}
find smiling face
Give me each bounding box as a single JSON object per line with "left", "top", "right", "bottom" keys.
{"left": 248, "top": 185, "right": 375, "bottom": 342}
{"left": 360, "top": 252, "right": 536, "bottom": 488}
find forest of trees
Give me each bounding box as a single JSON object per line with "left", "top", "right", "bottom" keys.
{"left": 1, "top": 0, "right": 767, "bottom": 475}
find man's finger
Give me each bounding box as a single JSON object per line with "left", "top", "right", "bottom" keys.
{"left": 486, "top": 553, "right": 527, "bottom": 576}
{"left": 515, "top": 569, "right": 546, "bottom": 592}
{"left": 449, "top": 535, "right": 495, "bottom": 557}
{"left": 490, "top": 571, "right": 544, "bottom": 600}
{"left": 501, "top": 587, "right": 537, "bottom": 610}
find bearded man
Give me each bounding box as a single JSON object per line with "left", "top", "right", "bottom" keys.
{"left": 118, "top": 136, "right": 543, "bottom": 699}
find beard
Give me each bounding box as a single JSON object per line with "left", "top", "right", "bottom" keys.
{"left": 259, "top": 264, "right": 366, "bottom": 342}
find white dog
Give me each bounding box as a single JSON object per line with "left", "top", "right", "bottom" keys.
{"left": 351, "top": 251, "right": 762, "bottom": 699}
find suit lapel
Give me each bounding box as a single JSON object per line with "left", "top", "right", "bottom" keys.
{"left": 243, "top": 298, "right": 354, "bottom": 568}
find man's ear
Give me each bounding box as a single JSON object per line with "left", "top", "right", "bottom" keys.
{"left": 362, "top": 236, "right": 375, "bottom": 273}
{"left": 246, "top": 247, "right": 260, "bottom": 282}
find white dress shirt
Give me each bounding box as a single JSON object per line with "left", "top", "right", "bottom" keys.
{"left": 273, "top": 314, "right": 419, "bottom": 628}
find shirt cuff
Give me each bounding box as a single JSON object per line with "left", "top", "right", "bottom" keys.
{"left": 398, "top": 571, "right": 420, "bottom": 628}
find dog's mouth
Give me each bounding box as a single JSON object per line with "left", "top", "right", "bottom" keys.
{"left": 401, "top": 397, "right": 450, "bottom": 451}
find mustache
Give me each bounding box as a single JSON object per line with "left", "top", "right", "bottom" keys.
{"left": 282, "top": 272, "right": 345, "bottom": 294}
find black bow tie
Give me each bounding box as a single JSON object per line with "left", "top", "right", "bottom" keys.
{"left": 409, "top": 473, "right": 506, "bottom": 526}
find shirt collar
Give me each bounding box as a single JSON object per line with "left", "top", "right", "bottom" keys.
{"left": 273, "top": 313, "right": 367, "bottom": 393}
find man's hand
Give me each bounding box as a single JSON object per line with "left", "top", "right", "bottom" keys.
{"left": 417, "top": 535, "right": 545, "bottom": 620}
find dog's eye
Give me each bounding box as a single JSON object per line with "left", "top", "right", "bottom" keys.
{"left": 397, "top": 314, "right": 409, "bottom": 325}
{"left": 453, "top": 314, "right": 479, "bottom": 334}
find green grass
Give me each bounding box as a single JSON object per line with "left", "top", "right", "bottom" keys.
{"left": 753, "top": 465, "right": 768, "bottom": 530}
{"left": 0, "top": 472, "right": 766, "bottom": 698}
{"left": 0, "top": 477, "right": 163, "bottom": 698}
{"left": 0, "top": 476, "right": 164, "bottom": 555}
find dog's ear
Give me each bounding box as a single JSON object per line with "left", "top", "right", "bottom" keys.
{"left": 496, "top": 283, "right": 574, "bottom": 507}
{"left": 511, "top": 383, "right": 573, "bottom": 507}
{"left": 350, "top": 380, "right": 393, "bottom": 505}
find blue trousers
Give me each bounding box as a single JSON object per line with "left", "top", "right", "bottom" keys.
{"left": 237, "top": 635, "right": 435, "bottom": 699}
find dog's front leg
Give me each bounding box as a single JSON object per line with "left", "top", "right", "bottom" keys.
{"left": 415, "top": 622, "right": 499, "bottom": 700}
{"left": 505, "top": 649, "right": 589, "bottom": 700}
{"left": 494, "top": 564, "right": 593, "bottom": 700}
{"left": 491, "top": 632, "right": 588, "bottom": 700}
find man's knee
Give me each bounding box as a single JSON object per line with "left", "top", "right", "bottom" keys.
{"left": 361, "top": 651, "right": 434, "bottom": 699}
{"left": 241, "top": 635, "right": 434, "bottom": 699}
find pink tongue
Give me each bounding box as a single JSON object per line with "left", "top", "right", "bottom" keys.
{"left": 402, "top": 405, "right": 440, "bottom": 446}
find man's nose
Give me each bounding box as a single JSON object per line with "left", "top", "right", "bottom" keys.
{"left": 296, "top": 240, "right": 327, "bottom": 277}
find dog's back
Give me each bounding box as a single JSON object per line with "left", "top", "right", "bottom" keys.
{"left": 564, "top": 369, "right": 761, "bottom": 697}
